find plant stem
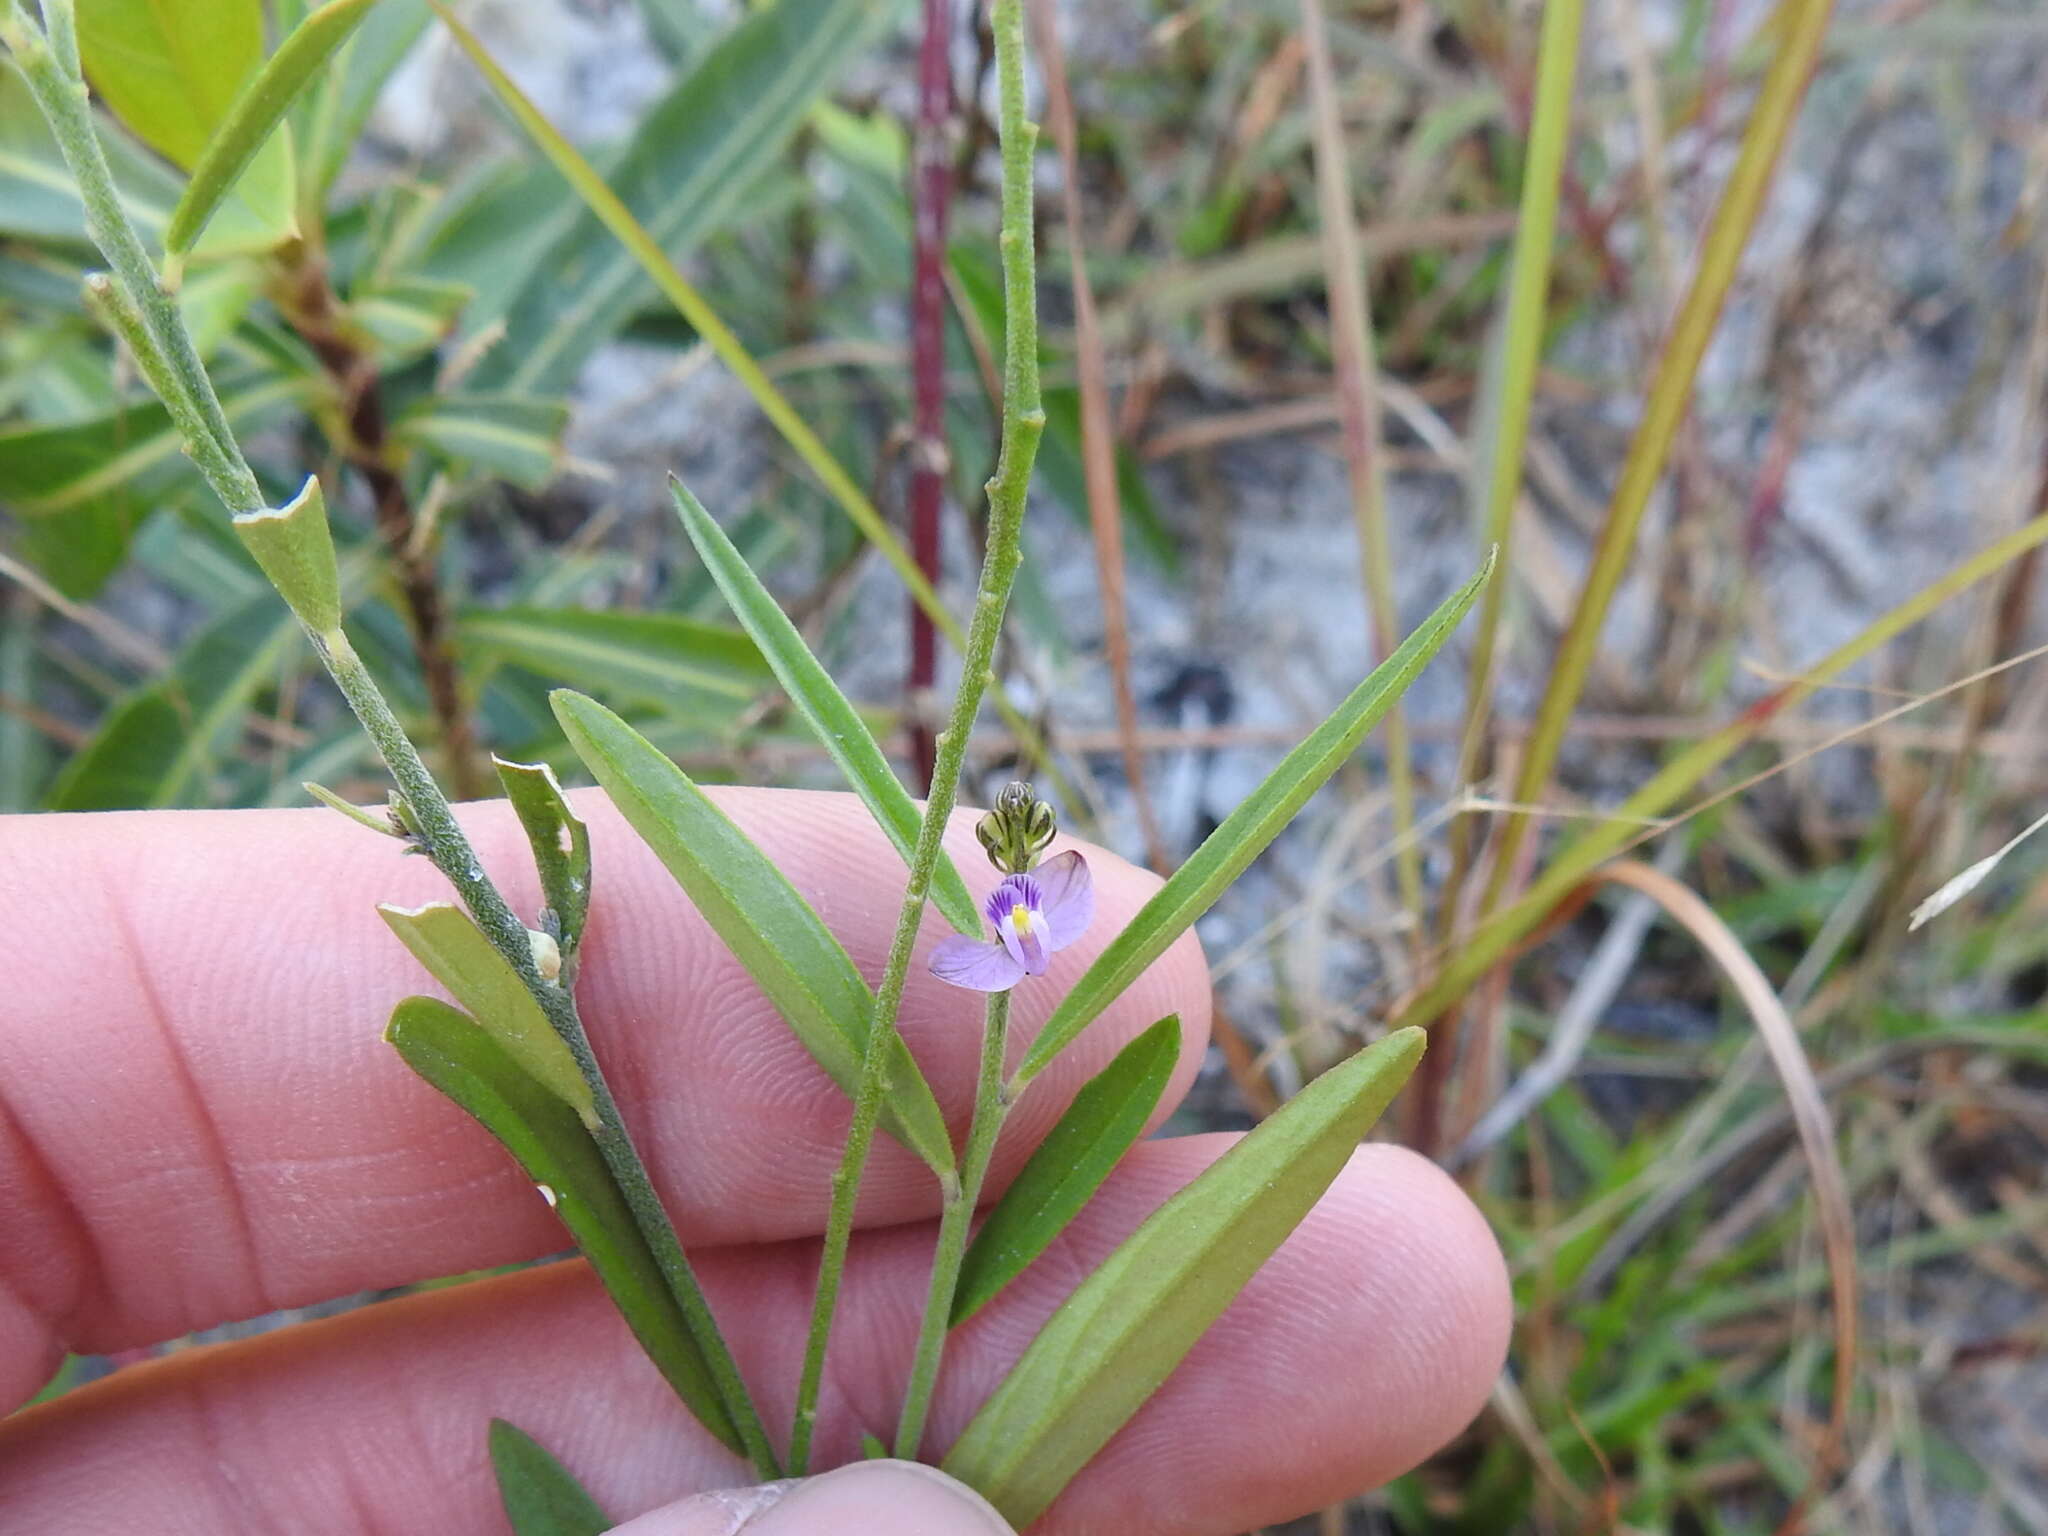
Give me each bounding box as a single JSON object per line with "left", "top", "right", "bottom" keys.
{"left": 906, "top": 0, "right": 955, "bottom": 791}
{"left": 786, "top": 0, "right": 1045, "bottom": 1474}
{"left": 894, "top": 989, "right": 1010, "bottom": 1458}
{"left": 9, "top": 3, "right": 774, "bottom": 1473}
{"left": 1300, "top": 0, "right": 1422, "bottom": 922}
{"left": 273, "top": 246, "right": 484, "bottom": 798}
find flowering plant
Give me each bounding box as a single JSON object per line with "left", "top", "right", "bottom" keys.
{"left": 0, "top": 0, "right": 1489, "bottom": 1523}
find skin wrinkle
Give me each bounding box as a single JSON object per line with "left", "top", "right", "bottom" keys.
{"left": 102, "top": 872, "right": 273, "bottom": 1330}
{"left": 0, "top": 1142, "right": 1507, "bottom": 1534}
{"left": 0, "top": 1063, "right": 99, "bottom": 1358}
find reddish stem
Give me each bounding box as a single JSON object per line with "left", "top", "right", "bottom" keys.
{"left": 906, "top": 0, "right": 955, "bottom": 791}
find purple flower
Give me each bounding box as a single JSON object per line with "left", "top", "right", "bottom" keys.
{"left": 929, "top": 850, "right": 1095, "bottom": 992}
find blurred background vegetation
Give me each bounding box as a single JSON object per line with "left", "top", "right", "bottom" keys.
{"left": 7, "top": 0, "right": 2048, "bottom": 1529}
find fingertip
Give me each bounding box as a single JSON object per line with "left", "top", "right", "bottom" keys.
{"left": 611, "top": 1462, "right": 1016, "bottom": 1536}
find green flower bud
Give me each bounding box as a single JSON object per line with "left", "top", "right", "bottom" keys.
{"left": 975, "top": 781, "right": 1057, "bottom": 874}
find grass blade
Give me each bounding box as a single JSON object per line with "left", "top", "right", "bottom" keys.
{"left": 385, "top": 998, "right": 740, "bottom": 1455}
{"left": 553, "top": 689, "right": 957, "bottom": 1175}
{"left": 164, "top": 0, "right": 378, "bottom": 267}
{"left": 1014, "top": 553, "right": 1493, "bottom": 1087}
{"left": 942, "top": 1028, "right": 1427, "bottom": 1527}
{"left": 379, "top": 902, "right": 598, "bottom": 1128}
{"left": 951, "top": 1014, "right": 1180, "bottom": 1327}
{"left": 670, "top": 477, "right": 980, "bottom": 936}
{"left": 488, "top": 1420, "right": 611, "bottom": 1536}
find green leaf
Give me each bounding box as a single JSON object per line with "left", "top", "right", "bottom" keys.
{"left": 671, "top": 478, "right": 980, "bottom": 936}
{"left": 377, "top": 902, "right": 599, "bottom": 1129}
{"left": 942, "top": 1027, "right": 1427, "bottom": 1527}
{"left": 459, "top": 606, "right": 773, "bottom": 713}
{"left": 76, "top": 0, "right": 297, "bottom": 254}
{"left": 552, "top": 689, "right": 957, "bottom": 1175}
{"left": 305, "top": 0, "right": 431, "bottom": 192}
{"left": 952, "top": 1016, "right": 1180, "bottom": 1327}
{"left": 458, "top": 0, "right": 893, "bottom": 393}
{"left": 0, "top": 58, "right": 179, "bottom": 245}
{"left": 1015, "top": 553, "right": 1494, "bottom": 1085}
{"left": 164, "top": 0, "right": 379, "bottom": 263}
{"left": 347, "top": 274, "right": 473, "bottom": 361}
{"left": 234, "top": 475, "right": 343, "bottom": 635}
{"left": 385, "top": 997, "right": 741, "bottom": 1455}
{"left": 487, "top": 1420, "right": 612, "bottom": 1536}
{"left": 495, "top": 756, "right": 592, "bottom": 977}
{"left": 76, "top": 0, "right": 261, "bottom": 166}
{"left": 392, "top": 392, "right": 567, "bottom": 489}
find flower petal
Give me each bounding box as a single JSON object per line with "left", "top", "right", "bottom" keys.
{"left": 1033, "top": 850, "right": 1096, "bottom": 951}
{"left": 930, "top": 934, "right": 1027, "bottom": 992}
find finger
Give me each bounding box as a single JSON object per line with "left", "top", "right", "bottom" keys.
{"left": 609, "top": 1463, "right": 1015, "bottom": 1536}
{"left": 0, "top": 1140, "right": 1509, "bottom": 1536}
{"left": 0, "top": 791, "right": 1208, "bottom": 1387}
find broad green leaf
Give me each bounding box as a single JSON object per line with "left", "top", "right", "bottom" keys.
{"left": 942, "top": 1028, "right": 1427, "bottom": 1526}
{"left": 495, "top": 757, "right": 592, "bottom": 977}
{"left": 488, "top": 1420, "right": 611, "bottom": 1536}
{"left": 671, "top": 479, "right": 980, "bottom": 936}
{"left": 458, "top": 0, "right": 893, "bottom": 393}
{"left": 77, "top": 0, "right": 297, "bottom": 253}
{"left": 76, "top": 0, "right": 260, "bottom": 165}
{"left": 164, "top": 0, "right": 380, "bottom": 263}
{"left": 378, "top": 902, "right": 598, "bottom": 1129}
{"left": 952, "top": 1015, "right": 1181, "bottom": 1326}
{"left": 0, "top": 592, "right": 47, "bottom": 811}
{"left": 394, "top": 392, "right": 567, "bottom": 489}
{"left": 459, "top": 607, "right": 772, "bottom": 713}
{"left": 1016, "top": 553, "right": 1494, "bottom": 1085}
{"left": 553, "top": 690, "right": 957, "bottom": 1175}
{"left": 386, "top": 998, "right": 741, "bottom": 1454}
{"left": 348, "top": 275, "right": 473, "bottom": 361}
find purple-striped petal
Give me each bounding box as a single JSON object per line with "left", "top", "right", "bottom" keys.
{"left": 1033, "top": 850, "right": 1095, "bottom": 950}
{"left": 929, "top": 934, "right": 1029, "bottom": 992}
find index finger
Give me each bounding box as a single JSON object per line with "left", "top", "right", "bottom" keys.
{"left": 0, "top": 789, "right": 1208, "bottom": 1405}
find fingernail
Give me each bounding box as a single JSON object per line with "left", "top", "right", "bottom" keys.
{"left": 746, "top": 1461, "right": 1016, "bottom": 1536}
{"left": 607, "top": 1463, "right": 1014, "bottom": 1536}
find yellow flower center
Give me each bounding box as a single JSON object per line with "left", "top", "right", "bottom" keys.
{"left": 1006, "top": 906, "right": 1036, "bottom": 940}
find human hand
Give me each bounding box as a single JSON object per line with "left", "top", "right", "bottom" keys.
{"left": 0, "top": 791, "right": 1509, "bottom": 1533}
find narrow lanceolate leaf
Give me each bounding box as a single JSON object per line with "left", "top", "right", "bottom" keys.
{"left": 164, "top": 0, "right": 380, "bottom": 262}
{"left": 377, "top": 902, "right": 598, "bottom": 1129}
{"left": 77, "top": 0, "right": 297, "bottom": 254}
{"left": 347, "top": 275, "right": 473, "bottom": 362}
{"left": 385, "top": 997, "right": 741, "bottom": 1455}
{"left": 488, "top": 1420, "right": 611, "bottom": 1536}
{"left": 448, "top": 0, "right": 892, "bottom": 393}
{"left": 1016, "top": 554, "right": 1494, "bottom": 1085}
{"left": 943, "top": 1028, "right": 1427, "bottom": 1527}
{"left": 671, "top": 478, "right": 980, "bottom": 936}
{"left": 460, "top": 607, "right": 772, "bottom": 713}
{"left": 553, "top": 690, "right": 957, "bottom": 1175}
{"left": 393, "top": 392, "right": 568, "bottom": 489}
{"left": 495, "top": 756, "right": 593, "bottom": 974}
{"left": 952, "top": 1016, "right": 1181, "bottom": 1327}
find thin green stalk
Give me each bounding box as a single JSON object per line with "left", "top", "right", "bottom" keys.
{"left": 5, "top": 0, "right": 258, "bottom": 510}
{"left": 895, "top": 990, "right": 1010, "bottom": 1458}
{"left": 1299, "top": 0, "right": 1420, "bottom": 920}
{"left": 1438, "top": 0, "right": 1585, "bottom": 933}
{"left": 7, "top": 2, "right": 777, "bottom": 1475}
{"left": 786, "top": 0, "right": 1045, "bottom": 1474}
{"left": 1473, "top": 0, "right": 1837, "bottom": 923}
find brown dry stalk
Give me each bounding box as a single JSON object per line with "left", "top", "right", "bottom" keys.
{"left": 272, "top": 246, "right": 482, "bottom": 797}
{"left": 1028, "top": 0, "right": 1169, "bottom": 874}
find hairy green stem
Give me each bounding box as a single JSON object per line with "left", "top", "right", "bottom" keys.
{"left": 895, "top": 989, "right": 1011, "bottom": 1458}
{"left": 8, "top": 1, "right": 775, "bottom": 1474}
{"left": 786, "top": 0, "right": 1045, "bottom": 1474}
